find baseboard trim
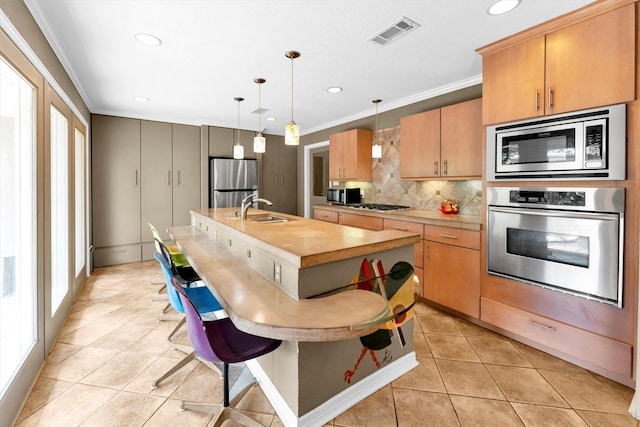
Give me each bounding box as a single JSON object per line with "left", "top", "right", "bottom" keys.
{"left": 247, "top": 351, "right": 418, "bottom": 427}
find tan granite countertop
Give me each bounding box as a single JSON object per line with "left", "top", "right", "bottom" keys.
{"left": 191, "top": 207, "right": 421, "bottom": 268}
{"left": 313, "top": 204, "right": 483, "bottom": 231}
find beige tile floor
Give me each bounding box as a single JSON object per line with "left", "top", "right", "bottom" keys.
{"left": 13, "top": 260, "right": 639, "bottom": 427}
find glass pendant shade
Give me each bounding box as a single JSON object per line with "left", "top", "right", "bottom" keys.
{"left": 285, "top": 51, "right": 300, "bottom": 145}
{"left": 372, "top": 143, "right": 382, "bottom": 159}
{"left": 285, "top": 121, "right": 299, "bottom": 145}
{"left": 233, "top": 143, "right": 244, "bottom": 159}
{"left": 253, "top": 78, "right": 266, "bottom": 153}
{"left": 371, "top": 98, "right": 382, "bottom": 159}
{"left": 233, "top": 97, "right": 244, "bottom": 159}
{"left": 254, "top": 133, "right": 266, "bottom": 153}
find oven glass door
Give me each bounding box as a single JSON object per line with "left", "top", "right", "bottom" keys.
{"left": 496, "top": 123, "right": 583, "bottom": 173}
{"left": 488, "top": 206, "right": 621, "bottom": 306}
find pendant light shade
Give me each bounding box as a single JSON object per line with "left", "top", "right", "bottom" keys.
{"left": 372, "top": 99, "right": 382, "bottom": 159}
{"left": 233, "top": 97, "right": 245, "bottom": 159}
{"left": 284, "top": 50, "right": 300, "bottom": 146}
{"left": 253, "top": 78, "right": 266, "bottom": 153}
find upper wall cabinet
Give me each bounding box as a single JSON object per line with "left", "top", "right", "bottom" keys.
{"left": 329, "top": 129, "right": 373, "bottom": 181}
{"left": 208, "top": 126, "right": 256, "bottom": 158}
{"left": 400, "top": 98, "right": 482, "bottom": 179}
{"left": 480, "top": 3, "right": 635, "bottom": 125}
{"left": 261, "top": 134, "right": 297, "bottom": 214}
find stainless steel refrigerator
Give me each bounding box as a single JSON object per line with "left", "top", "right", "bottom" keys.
{"left": 209, "top": 157, "right": 259, "bottom": 208}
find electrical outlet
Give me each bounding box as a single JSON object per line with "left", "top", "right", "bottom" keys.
{"left": 274, "top": 263, "right": 281, "bottom": 284}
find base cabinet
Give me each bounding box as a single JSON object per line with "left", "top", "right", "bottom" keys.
{"left": 338, "top": 212, "right": 383, "bottom": 230}
{"left": 313, "top": 208, "right": 338, "bottom": 223}
{"left": 424, "top": 226, "right": 480, "bottom": 317}
{"left": 481, "top": 298, "right": 632, "bottom": 378}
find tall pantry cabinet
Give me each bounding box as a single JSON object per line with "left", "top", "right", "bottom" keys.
{"left": 92, "top": 115, "right": 201, "bottom": 267}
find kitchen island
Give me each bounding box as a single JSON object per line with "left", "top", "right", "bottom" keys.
{"left": 169, "top": 208, "right": 421, "bottom": 427}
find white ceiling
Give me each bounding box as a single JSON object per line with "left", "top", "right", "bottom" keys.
{"left": 24, "top": 0, "right": 594, "bottom": 136}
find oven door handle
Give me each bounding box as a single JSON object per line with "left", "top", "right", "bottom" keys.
{"left": 488, "top": 206, "right": 619, "bottom": 222}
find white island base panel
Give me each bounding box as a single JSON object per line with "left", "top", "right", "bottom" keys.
{"left": 247, "top": 351, "right": 418, "bottom": 427}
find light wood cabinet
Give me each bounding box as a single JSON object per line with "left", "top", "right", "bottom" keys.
{"left": 481, "top": 298, "right": 632, "bottom": 378}
{"left": 92, "top": 115, "right": 201, "bottom": 266}
{"left": 313, "top": 208, "right": 338, "bottom": 223}
{"left": 329, "top": 129, "right": 372, "bottom": 181}
{"left": 383, "top": 219, "right": 424, "bottom": 296}
{"left": 400, "top": 98, "right": 482, "bottom": 179}
{"left": 261, "top": 134, "right": 297, "bottom": 214}
{"left": 480, "top": 3, "right": 635, "bottom": 125}
{"left": 424, "top": 225, "right": 480, "bottom": 317}
{"left": 338, "top": 211, "right": 382, "bottom": 230}
{"left": 440, "top": 98, "right": 483, "bottom": 177}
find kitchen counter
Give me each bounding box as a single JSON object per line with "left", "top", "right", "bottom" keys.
{"left": 180, "top": 208, "right": 419, "bottom": 425}
{"left": 168, "top": 224, "right": 391, "bottom": 341}
{"left": 313, "top": 203, "right": 483, "bottom": 231}
{"left": 191, "top": 207, "right": 420, "bottom": 267}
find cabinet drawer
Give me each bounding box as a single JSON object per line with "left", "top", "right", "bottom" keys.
{"left": 425, "top": 225, "right": 479, "bottom": 250}
{"left": 338, "top": 212, "right": 383, "bottom": 231}
{"left": 314, "top": 209, "right": 338, "bottom": 223}
{"left": 481, "top": 298, "right": 632, "bottom": 377}
{"left": 94, "top": 244, "right": 142, "bottom": 267}
{"left": 383, "top": 219, "right": 424, "bottom": 239}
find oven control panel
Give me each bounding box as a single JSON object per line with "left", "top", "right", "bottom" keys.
{"left": 509, "top": 190, "right": 586, "bottom": 206}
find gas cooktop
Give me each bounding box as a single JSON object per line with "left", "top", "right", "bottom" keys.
{"left": 346, "top": 203, "right": 411, "bottom": 212}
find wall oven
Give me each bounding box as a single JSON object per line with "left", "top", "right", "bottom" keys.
{"left": 486, "top": 104, "right": 626, "bottom": 181}
{"left": 487, "top": 187, "right": 624, "bottom": 307}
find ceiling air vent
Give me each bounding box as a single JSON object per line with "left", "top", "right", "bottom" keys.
{"left": 369, "top": 17, "right": 421, "bottom": 46}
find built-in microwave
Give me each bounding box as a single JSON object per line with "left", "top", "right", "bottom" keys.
{"left": 486, "top": 104, "right": 626, "bottom": 181}
{"left": 326, "top": 187, "right": 361, "bottom": 205}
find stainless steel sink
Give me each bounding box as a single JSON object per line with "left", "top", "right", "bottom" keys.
{"left": 246, "top": 214, "right": 290, "bottom": 223}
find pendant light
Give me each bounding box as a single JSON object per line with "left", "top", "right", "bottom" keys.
{"left": 372, "top": 99, "right": 382, "bottom": 159}
{"left": 253, "top": 78, "right": 266, "bottom": 153}
{"left": 284, "top": 50, "right": 300, "bottom": 145}
{"left": 233, "top": 97, "right": 244, "bottom": 159}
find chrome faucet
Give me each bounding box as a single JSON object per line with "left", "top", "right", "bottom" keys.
{"left": 241, "top": 193, "right": 273, "bottom": 219}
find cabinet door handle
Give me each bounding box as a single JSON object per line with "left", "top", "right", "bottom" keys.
{"left": 535, "top": 89, "right": 540, "bottom": 112}
{"left": 433, "top": 161, "right": 438, "bottom": 175}
{"left": 443, "top": 160, "right": 448, "bottom": 176}
{"left": 135, "top": 169, "right": 138, "bottom": 186}
{"left": 177, "top": 170, "right": 181, "bottom": 186}
{"left": 527, "top": 319, "right": 557, "bottom": 332}
{"left": 393, "top": 226, "right": 408, "bottom": 231}
{"left": 548, "top": 86, "right": 554, "bottom": 111}
{"left": 439, "top": 234, "right": 458, "bottom": 239}
{"left": 167, "top": 170, "right": 171, "bottom": 186}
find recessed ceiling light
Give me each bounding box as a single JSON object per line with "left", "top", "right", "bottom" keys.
{"left": 488, "top": 0, "right": 521, "bottom": 15}
{"left": 327, "top": 87, "right": 343, "bottom": 94}
{"left": 134, "top": 96, "right": 150, "bottom": 102}
{"left": 135, "top": 33, "right": 162, "bottom": 46}
{"left": 266, "top": 117, "right": 276, "bottom": 122}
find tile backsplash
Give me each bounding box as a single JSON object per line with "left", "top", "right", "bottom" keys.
{"left": 341, "top": 125, "right": 483, "bottom": 216}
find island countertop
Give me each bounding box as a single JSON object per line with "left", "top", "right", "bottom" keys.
{"left": 190, "top": 207, "right": 420, "bottom": 268}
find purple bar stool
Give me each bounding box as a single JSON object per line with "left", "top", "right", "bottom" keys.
{"left": 170, "top": 278, "right": 282, "bottom": 426}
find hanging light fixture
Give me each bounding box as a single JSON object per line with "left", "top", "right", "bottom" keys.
{"left": 284, "top": 50, "right": 300, "bottom": 145}
{"left": 372, "top": 99, "right": 383, "bottom": 159}
{"left": 253, "top": 78, "right": 266, "bottom": 153}
{"left": 233, "top": 97, "right": 244, "bottom": 159}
